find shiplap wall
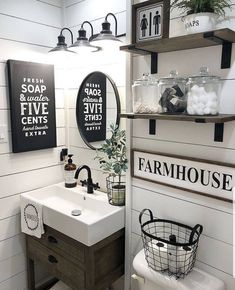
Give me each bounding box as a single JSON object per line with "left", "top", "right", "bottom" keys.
{"left": 0, "top": 1, "right": 65, "bottom": 289}
{"left": 128, "top": 1, "right": 235, "bottom": 290}
{"left": 64, "top": 0, "right": 127, "bottom": 192}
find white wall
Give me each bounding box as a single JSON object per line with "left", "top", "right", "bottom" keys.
{"left": 0, "top": 1, "right": 65, "bottom": 289}
{"left": 127, "top": 1, "right": 235, "bottom": 290}
{"left": 64, "top": 0, "right": 127, "bottom": 192}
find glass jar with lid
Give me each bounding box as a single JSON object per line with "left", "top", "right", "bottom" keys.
{"left": 158, "top": 70, "right": 187, "bottom": 114}
{"left": 132, "top": 73, "right": 159, "bottom": 113}
{"left": 187, "top": 67, "right": 221, "bottom": 115}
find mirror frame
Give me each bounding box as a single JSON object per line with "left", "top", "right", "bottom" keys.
{"left": 76, "top": 71, "right": 121, "bottom": 150}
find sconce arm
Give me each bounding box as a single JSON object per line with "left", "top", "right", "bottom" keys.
{"left": 105, "top": 13, "right": 118, "bottom": 36}
{"left": 60, "top": 27, "right": 74, "bottom": 44}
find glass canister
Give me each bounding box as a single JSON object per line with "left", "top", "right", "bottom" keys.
{"left": 132, "top": 73, "right": 159, "bottom": 113}
{"left": 158, "top": 70, "right": 187, "bottom": 113}
{"left": 187, "top": 67, "right": 221, "bottom": 115}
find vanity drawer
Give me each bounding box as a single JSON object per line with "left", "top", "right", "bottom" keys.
{"left": 35, "top": 226, "right": 85, "bottom": 266}
{"left": 27, "top": 236, "right": 85, "bottom": 290}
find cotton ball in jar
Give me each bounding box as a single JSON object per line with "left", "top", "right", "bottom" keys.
{"left": 187, "top": 106, "right": 195, "bottom": 115}
{"left": 203, "top": 107, "right": 211, "bottom": 115}
{"left": 209, "top": 91, "right": 218, "bottom": 102}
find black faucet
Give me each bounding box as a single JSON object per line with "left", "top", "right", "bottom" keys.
{"left": 74, "top": 165, "right": 100, "bottom": 194}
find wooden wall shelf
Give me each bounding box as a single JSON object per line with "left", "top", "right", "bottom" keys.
{"left": 120, "top": 28, "right": 235, "bottom": 72}
{"left": 120, "top": 113, "right": 235, "bottom": 142}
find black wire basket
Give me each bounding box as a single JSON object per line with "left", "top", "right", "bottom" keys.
{"left": 139, "top": 209, "right": 203, "bottom": 279}
{"left": 106, "top": 175, "right": 125, "bottom": 206}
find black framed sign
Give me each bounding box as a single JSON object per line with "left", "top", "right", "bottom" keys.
{"left": 132, "top": 0, "right": 170, "bottom": 43}
{"left": 7, "top": 60, "right": 57, "bottom": 153}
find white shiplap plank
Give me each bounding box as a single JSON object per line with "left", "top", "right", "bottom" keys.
{"left": 132, "top": 118, "right": 235, "bottom": 149}
{"left": 0, "top": 215, "right": 21, "bottom": 242}
{"left": 0, "top": 127, "right": 65, "bottom": 154}
{"left": 0, "top": 13, "right": 60, "bottom": 48}
{"left": 37, "top": 0, "right": 62, "bottom": 8}
{"left": 0, "top": 270, "right": 27, "bottom": 290}
{"left": 66, "top": 0, "right": 126, "bottom": 28}
{"left": 0, "top": 0, "right": 62, "bottom": 28}
{"left": 0, "top": 234, "right": 25, "bottom": 262}
{"left": 132, "top": 46, "right": 235, "bottom": 81}
{"left": 0, "top": 194, "right": 20, "bottom": 220}
{"left": 0, "top": 165, "right": 63, "bottom": 199}
{"left": 132, "top": 136, "right": 235, "bottom": 164}
{"left": 0, "top": 253, "right": 26, "bottom": 283}
{"left": 0, "top": 148, "right": 62, "bottom": 176}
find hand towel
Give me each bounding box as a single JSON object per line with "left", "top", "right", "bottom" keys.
{"left": 21, "top": 195, "right": 44, "bottom": 238}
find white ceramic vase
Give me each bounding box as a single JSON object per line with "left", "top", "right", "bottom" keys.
{"left": 183, "top": 12, "right": 217, "bottom": 34}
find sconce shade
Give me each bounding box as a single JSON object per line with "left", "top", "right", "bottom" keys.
{"left": 91, "top": 14, "right": 122, "bottom": 48}
{"left": 69, "top": 27, "right": 99, "bottom": 53}
{"left": 49, "top": 32, "right": 75, "bottom": 54}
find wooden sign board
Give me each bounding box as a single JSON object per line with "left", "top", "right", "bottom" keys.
{"left": 132, "top": 150, "right": 235, "bottom": 203}
{"left": 7, "top": 60, "right": 57, "bottom": 153}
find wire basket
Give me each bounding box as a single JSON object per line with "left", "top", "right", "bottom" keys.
{"left": 139, "top": 209, "right": 203, "bottom": 279}
{"left": 106, "top": 175, "right": 125, "bottom": 206}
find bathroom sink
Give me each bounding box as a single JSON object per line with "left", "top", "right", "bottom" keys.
{"left": 21, "top": 183, "right": 125, "bottom": 246}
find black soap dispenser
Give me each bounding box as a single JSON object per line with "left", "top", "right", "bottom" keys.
{"left": 64, "top": 154, "right": 77, "bottom": 188}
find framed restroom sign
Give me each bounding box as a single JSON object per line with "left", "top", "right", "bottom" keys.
{"left": 132, "top": 0, "right": 170, "bottom": 43}
{"left": 132, "top": 150, "right": 235, "bottom": 203}
{"left": 7, "top": 60, "right": 57, "bottom": 153}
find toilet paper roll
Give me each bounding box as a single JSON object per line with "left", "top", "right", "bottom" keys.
{"left": 178, "top": 246, "right": 193, "bottom": 273}
{"left": 146, "top": 241, "right": 168, "bottom": 271}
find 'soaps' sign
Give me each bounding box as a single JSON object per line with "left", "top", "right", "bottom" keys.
{"left": 132, "top": 150, "right": 235, "bottom": 202}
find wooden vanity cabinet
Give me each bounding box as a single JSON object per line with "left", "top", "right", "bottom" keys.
{"left": 26, "top": 225, "right": 125, "bottom": 290}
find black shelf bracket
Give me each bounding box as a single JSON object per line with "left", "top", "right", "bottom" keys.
{"left": 214, "top": 123, "right": 224, "bottom": 142}
{"left": 149, "top": 119, "right": 156, "bottom": 135}
{"left": 221, "top": 41, "right": 232, "bottom": 69}
{"left": 151, "top": 52, "right": 158, "bottom": 74}
{"left": 203, "top": 32, "right": 232, "bottom": 69}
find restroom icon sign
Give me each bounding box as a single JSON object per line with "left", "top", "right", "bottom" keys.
{"left": 136, "top": 3, "right": 163, "bottom": 42}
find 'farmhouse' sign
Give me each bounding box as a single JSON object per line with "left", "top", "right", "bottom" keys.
{"left": 7, "top": 60, "right": 56, "bottom": 153}
{"left": 132, "top": 150, "right": 235, "bottom": 202}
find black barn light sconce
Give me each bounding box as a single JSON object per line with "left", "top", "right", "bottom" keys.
{"left": 48, "top": 28, "right": 75, "bottom": 56}
{"left": 70, "top": 21, "right": 100, "bottom": 53}
{"left": 91, "top": 13, "right": 123, "bottom": 48}
{"left": 49, "top": 13, "right": 125, "bottom": 56}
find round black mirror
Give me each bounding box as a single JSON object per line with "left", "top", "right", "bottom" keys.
{"left": 76, "top": 71, "right": 121, "bottom": 150}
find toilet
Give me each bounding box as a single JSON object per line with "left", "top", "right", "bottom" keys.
{"left": 132, "top": 249, "right": 225, "bottom": 290}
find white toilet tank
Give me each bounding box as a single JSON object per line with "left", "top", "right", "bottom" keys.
{"left": 132, "top": 249, "right": 225, "bottom": 290}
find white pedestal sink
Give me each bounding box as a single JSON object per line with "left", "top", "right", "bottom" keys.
{"left": 21, "top": 183, "right": 125, "bottom": 246}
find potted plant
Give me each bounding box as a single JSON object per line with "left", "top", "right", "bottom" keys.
{"left": 171, "top": 0, "right": 232, "bottom": 34}
{"left": 95, "top": 123, "right": 128, "bottom": 206}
